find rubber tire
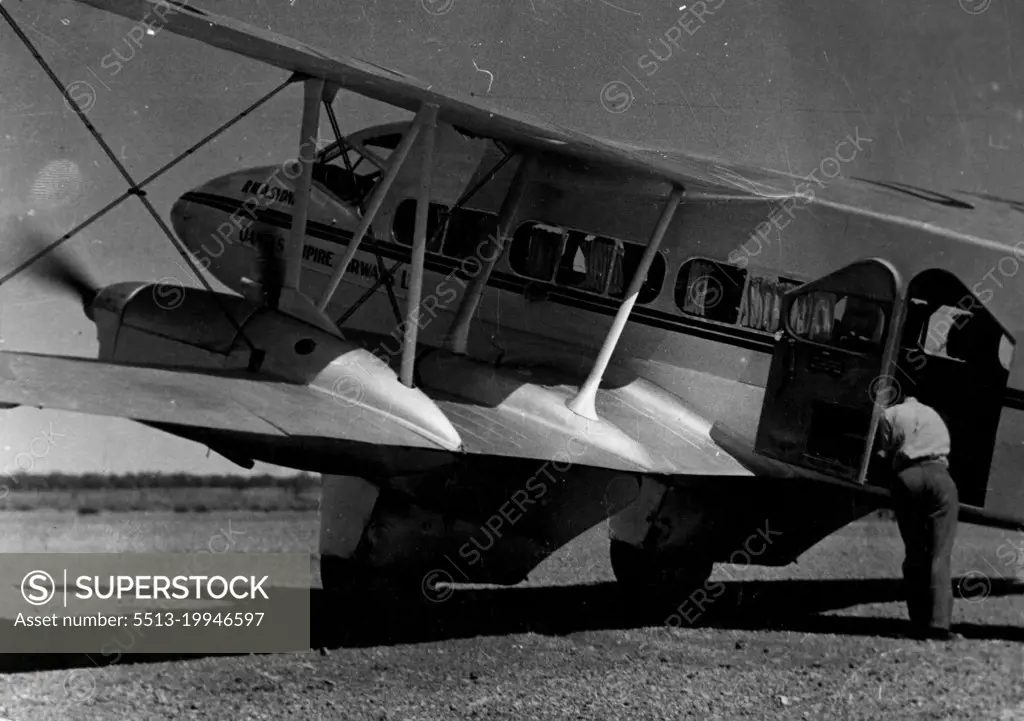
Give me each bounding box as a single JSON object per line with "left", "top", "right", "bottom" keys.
{"left": 609, "top": 539, "right": 713, "bottom": 590}
{"left": 319, "top": 555, "right": 365, "bottom": 596}
{"left": 320, "top": 555, "right": 442, "bottom": 604}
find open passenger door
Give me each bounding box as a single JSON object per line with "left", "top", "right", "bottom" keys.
{"left": 755, "top": 259, "right": 905, "bottom": 483}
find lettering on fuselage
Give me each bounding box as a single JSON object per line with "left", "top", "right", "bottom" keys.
{"left": 237, "top": 226, "right": 331, "bottom": 268}
{"left": 345, "top": 258, "right": 411, "bottom": 289}
{"left": 236, "top": 225, "right": 407, "bottom": 286}
{"left": 237, "top": 226, "right": 332, "bottom": 268}
{"left": 240, "top": 180, "right": 295, "bottom": 206}
{"left": 238, "top": 226, "right": 284, "bottom": 252}
{"left": 302, "top": 243, "right": 335, "bottom": 268}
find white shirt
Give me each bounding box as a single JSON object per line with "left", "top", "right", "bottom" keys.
{"left": 877, "top": 397, "right": 951, "bottom": 471}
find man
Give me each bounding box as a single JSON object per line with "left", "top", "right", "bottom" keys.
{"left": 875, "top": 394, "right": 961, "bottom": 641}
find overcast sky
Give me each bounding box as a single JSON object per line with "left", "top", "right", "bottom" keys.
{"left": 0, "top": 0, "right": 1020, "bottom": 475}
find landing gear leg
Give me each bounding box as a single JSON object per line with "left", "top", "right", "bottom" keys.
{"left": 607, "top": 477, "right": 714, "bottom": 595}
{"left": 318, "top": 473, "right": 457, "bottom": 600}
{"left": 318, "top": 473, "right": 380, "bottom": 595}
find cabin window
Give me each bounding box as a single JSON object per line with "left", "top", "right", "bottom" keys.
{"left": 392, "top": 199, "right": 446, "bottom": 253}
{"left": 676, "top": 259, "right": 745, "bottom": 324}
{"left": 509, "top": 222, "right": 565, "bottom": 281}
{"left": 786, "top": 292, "right": 886, "bottom": 350}
{"left": 610, "top": 242, "right": 666, "bottom": 304}
{"left": 737, "top": 274, "right": 803, "bottom": 332}
{"left": 556, "top": 233, "right": 616, "bottom": 292}
{"left": 786, "top": 291, "right": 838, "bottom": 344}
{"left": 510, "top": 222, "right": 665, "bottom": 303}
{"left": 392, "top": 199, "right": 499, "bottom": 260}
{"left": 675, "top": 258, "right": 802, "bottom": 332}
{"left": 442, "top": 206, "right": 499, "bottom": 259}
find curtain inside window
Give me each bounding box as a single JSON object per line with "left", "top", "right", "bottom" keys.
{"left": 580, "top": 236, "right": 615, "bottom": 293}
{"left": 607, "top": 241, "right": 626, "bottom": 297}
{"left": 738, "top": 276, "right": 804, "bottom": 332}
{"left": 682, "top": 260, "right": 719, "bottom": 316}
{"left": 526, "top": 229, "right": 562, "bottom": 280}
{"left": 790, "top": 291, "right": 836, "bottom": 342}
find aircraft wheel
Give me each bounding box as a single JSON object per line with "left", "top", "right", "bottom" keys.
{"left": 319, "top": 555, "right": 363, "bottom": 596}
{"left": 609, "top": 539, "right": 713, "bottom": 590}
{"left": 320, "top": 555, "right": 443, "bottom": 604}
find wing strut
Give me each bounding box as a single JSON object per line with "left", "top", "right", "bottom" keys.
{"left": 333, "top": 144, "right": 515, "bottom": 331}
{"left": 282, "top": 77, "right": 326, "bottom": 296}
{"left": 262, "top": 76, "right": 344, "bottom": 334}
{"left": 316, "top": 103, "right": 436, "bottom": 313}
{"left": 400, "top": 104, "right": 439, "bottom": 387}
{"left": 444, "top": 154, "right": 536, "bottom": 355}
{"left": 566, "top": 185, "right": 684, "bottom": 420}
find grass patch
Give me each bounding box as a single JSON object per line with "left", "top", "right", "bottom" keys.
{"left": 0, "top": 474, "right": 322, "bottom": 513}
{"left": 2, "top": 472, "right": 319, "bottom": 491}
{"left": 0, "top": 474, "right": 902, "bottom": 518}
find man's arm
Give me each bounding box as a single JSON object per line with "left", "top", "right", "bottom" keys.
{"left": 875, "top": 409, "right": 894, "bottom": 459}
{"left": 866, "top": 407, "right": 900, "bottom": 486}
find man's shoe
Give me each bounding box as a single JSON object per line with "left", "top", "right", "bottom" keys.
{"left": 925, "top": 628, "right": 963, "bottom": 641}
{"left": 906, "top": 627, "right": 963, "bottom": 641}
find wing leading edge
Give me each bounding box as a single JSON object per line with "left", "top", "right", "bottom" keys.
{"left": 0, "top": 351, "right": 448, "bottom": 448}
{"left": 0, "top": 350, "right": 753, "bottom": 478}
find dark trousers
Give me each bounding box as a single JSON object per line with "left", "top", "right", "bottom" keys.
{"left": 890, "top": 461, "right": 959, "bottom": 631}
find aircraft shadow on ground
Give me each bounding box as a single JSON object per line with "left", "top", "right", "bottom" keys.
{"left": 0, "top": 576, "right": 1021, "bottom": 674}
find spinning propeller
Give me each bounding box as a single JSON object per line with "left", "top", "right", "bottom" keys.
{"left": 21, "top": 226, "right": 100, "bottom": 317}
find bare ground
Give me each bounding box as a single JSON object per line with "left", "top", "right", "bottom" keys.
{"left": 0, "top": 511, "right": 1020, "bottom": 720}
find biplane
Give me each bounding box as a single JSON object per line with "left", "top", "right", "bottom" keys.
{"left": 2, "top": 0, "right": 1023, "bottom": 599}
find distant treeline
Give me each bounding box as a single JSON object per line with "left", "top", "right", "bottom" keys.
{"left": 3, "top": 473, "right": 319, "bottom": 491}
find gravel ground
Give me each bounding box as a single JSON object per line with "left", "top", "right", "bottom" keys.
{"left": 0, "top": 511, "right": 1021, "bottom": 720}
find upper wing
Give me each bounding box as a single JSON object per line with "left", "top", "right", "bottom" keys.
{"left": 72, "top": 0, "right": 795, "bottom": 199}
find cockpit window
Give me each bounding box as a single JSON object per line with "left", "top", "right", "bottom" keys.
{"left": 317, "top": 132, "right": 403, "bottom": 171}
{"left": 358, "top": 134, "right": 402, "bottom": 169}
{"left": 363, "top": 134, "right": 402, "bottom": 150}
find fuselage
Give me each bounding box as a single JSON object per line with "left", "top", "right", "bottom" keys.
{"left": 168, "top": 120, "right": 1024, "bottom": 517}
{"left": 169, "top": 124, "right": 775, "bottom": 440}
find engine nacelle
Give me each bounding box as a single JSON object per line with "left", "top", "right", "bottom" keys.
{"left": 91, "top": 281, "right": 261, "bottom": 371}
{"left": 87, "top": 281, "right": 463, "bottom": 450}
{"left": 91, "top": 280, "right": 354, "bottom": 382}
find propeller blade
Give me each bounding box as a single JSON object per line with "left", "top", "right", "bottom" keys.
{"left": 21, "top": 227, "right": 99, "bottom": 311}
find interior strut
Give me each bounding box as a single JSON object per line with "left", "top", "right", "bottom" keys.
{"left": 332, "top": 146, "right": 516, "bottom": 330}
{"left": 319, "top": 98, "right": 404, "bottom": 324}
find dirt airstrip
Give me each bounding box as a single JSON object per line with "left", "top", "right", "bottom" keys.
{"left": 0, "top": 510, "right": 1020, "bottom": 720}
